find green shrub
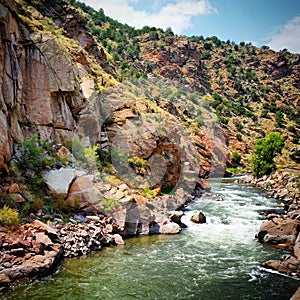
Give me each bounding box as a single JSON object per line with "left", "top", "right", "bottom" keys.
{"left": 236, "top": 133, "right": 242, "bottom": 141}
{"left": 15, "top": 136, "right": 45, "bottom": 174}
{"left": 232, "top": 151, "right": 242, "bottom": 167}
{"left": 128, "top": 157, "right": 148, "bottom": 175}
{"left": 100, "top": 198, "right": 120, "bottom": 212}
{"left": 250, "top": 132, "right": 284, "bottom": 177}
{"left": 235, "top": 121, "right": 243, "bottom": 132}
{"left": 0, "top": 205, "right": 19, "bottom": 229}
{"left": 287, "top": 126, "right": 297, "bottom": 134}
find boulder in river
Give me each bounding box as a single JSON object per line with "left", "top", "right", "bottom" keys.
{"left": 263, "top": 254, "right": 300, "bottom": 275}
{"left": 191, "top": 211, "right": 206, "bottom": 224}
{"left": 256, "top": 217, "right": 300, "bottom": 244}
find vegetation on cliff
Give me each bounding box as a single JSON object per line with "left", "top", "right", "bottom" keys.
{"left": 0, "top": 0, "right": 299, "bottom": 230}
{"left": 69, "top": 0, "right": 300, "bottom": 169}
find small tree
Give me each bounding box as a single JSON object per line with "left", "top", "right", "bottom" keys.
{"left": 251, "top": 132, "right": 284, "bottom": 177}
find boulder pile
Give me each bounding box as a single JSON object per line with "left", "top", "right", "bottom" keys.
{"left": 239, "top": 169, "right": 300, "bottom": 282}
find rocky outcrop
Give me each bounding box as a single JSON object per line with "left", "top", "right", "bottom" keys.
{"left": 0, "top": 0, "right": 117, "bottom": 173}
{"left": 0, "top": 217, "right": 125, "bottom": 287}
{"left": 0, "top": 220, "right": 63, "bottom": 286}
{"left": 112, "top": 188, "right": 189, "bottom": 236}
{"left": 243, "top": 169, "right": 300, "bottom": 277}
{"left": 238, "top": 170, "right": 300, "bottom": 208}
{"left": 256, "top": 217, "right": 300, "bottom": 244}
{"left": 55, "top": 216, "right": 124, "bottom": 257}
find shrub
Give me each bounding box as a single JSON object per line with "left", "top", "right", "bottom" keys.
{"left": 232, "top": 151, "right": 242, "bottom": 167}
{"left": 250, "top": 132, "right": 284, "bottom": 177}
{"left": 287, "top": 126, "right": 297, "bottom": 134}
{"left": 128, "top": 157, "right": 148, "bottom": 175}
{"left": 0, "top": 205, "right": 19, "bottom": 229}
{"left": 14, "top": 136, "right": 45, "bottom": 174}
{"left": 235, "top": 121, "right": 243, "bottom": 132}
{"left": 100, "top": 198, "right": 120, "bottom": 212}
{"left": 236, "top": 133, "right": 242, "bottom": 141}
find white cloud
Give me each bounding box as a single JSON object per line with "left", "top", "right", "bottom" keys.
{"left": 80, "top": 0, "right": 217, "bottom": 33}
{"left": 267, "top": 16, "right": 300, "bottom": 54}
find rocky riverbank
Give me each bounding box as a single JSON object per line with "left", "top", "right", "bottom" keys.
{"left": 238, "top": 169, "right": 300, "bottom": 278}
{"left": 0, "top": 186, "right": 190, "bottom": 289}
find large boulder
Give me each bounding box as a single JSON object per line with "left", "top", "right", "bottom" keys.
{"left": 263, "top": 254, "right": 300, "bottom": 275}
{"left": 42, "top": 168, "right": 81, "bottom": 198}
{"left": 191, "top": 211, "right": 206, "bottom": 224}
{"left": 67, "top": 175, "right": 103, "bottom": 214}
{"left": 256, "top": 217, "right": 300, "bottom": 244}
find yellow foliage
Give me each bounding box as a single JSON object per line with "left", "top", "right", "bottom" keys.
{"left": 0, "top": 205, "right": 19, "bottom": 229}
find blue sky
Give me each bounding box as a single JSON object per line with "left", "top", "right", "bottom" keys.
{"left": 81, "top": 0, "right": 300, "bottom": 53}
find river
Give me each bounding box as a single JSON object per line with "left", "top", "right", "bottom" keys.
{"left": 3, "top": 178, "right": 300, "bottom": 299}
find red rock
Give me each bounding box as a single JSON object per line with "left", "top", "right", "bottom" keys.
{"left": 0, "top": 273, "right": 11, "bottom": 283}
{"left": 9, "top": 183, "right": 20, "bottom": 194}
{"left": 35, "top": 232, "right": 53, "bottom": 247}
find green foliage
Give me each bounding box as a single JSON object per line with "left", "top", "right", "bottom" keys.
{"left": 13, "top": 136, "right": 57, "bottom": 193}
{"left": 260, "top": 110, "right": 270, "bottom": 119}
{"left": 0, "top": 205, "right": 19, "bottom": 229}
{"left": 232, "top": 151, "right": 242, "bottom": 167}
{"left": 101, "top": 198, "right": 120, "bottom": 212}
{"left": 226, "top": 167, "right": 245, "bottom": 175}
{"left": 142, "top": 187, "right": 154, "bottom": 198}
{"left": 287, "top": 126, "right": 297, "bottom": 134}
{"left": 224, "top": 55, "right": 239, "bottom": 68}
{"left": 275, "top": 110, "right": 285, "bottom": 127}
{"left": 235, "top": 121, "right": 243, "bottom": 132}
{"left": 15, "top": 136, "right": 46, "bottom": 174}
{"left": 83, "top": 145, "right": 101, "bottom": 172}
{"left": 236, "top": 133, "right": 242, "bottom": 141}
{"left": 128, "top": 157, "right": 148, "bottom": 176}
{"left": 203, "top": 42, "right": 213, "bottom": 50}
{"left": 251, "top": 132, "right": 285, "bottom": 177}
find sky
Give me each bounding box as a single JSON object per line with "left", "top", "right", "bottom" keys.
{"left": 80, "top": 0, "right": 300, "bottom": 53}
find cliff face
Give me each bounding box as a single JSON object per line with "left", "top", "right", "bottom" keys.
{"left": 0, "top": 0, "right": 117, "bottom": 173}
{"left": 0, "top": 0, "right": 299, "bottom": 191}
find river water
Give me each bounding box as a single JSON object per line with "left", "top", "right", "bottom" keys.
{"left": 3, "top": 178, "right": 300, "bottom": 299}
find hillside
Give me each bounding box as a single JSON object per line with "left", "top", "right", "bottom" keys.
{"left": 72, "top": 0, "right": 300, "bottom": 169}
{"left": 0, "top": 0, "right": 299, "bottom": 227}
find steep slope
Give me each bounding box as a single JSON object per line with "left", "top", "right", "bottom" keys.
{"left": 0, "top": 0, "right": 299, "bottom": 227}
{"left": 74, "top": 0, "right": 300, "bottom": 171}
